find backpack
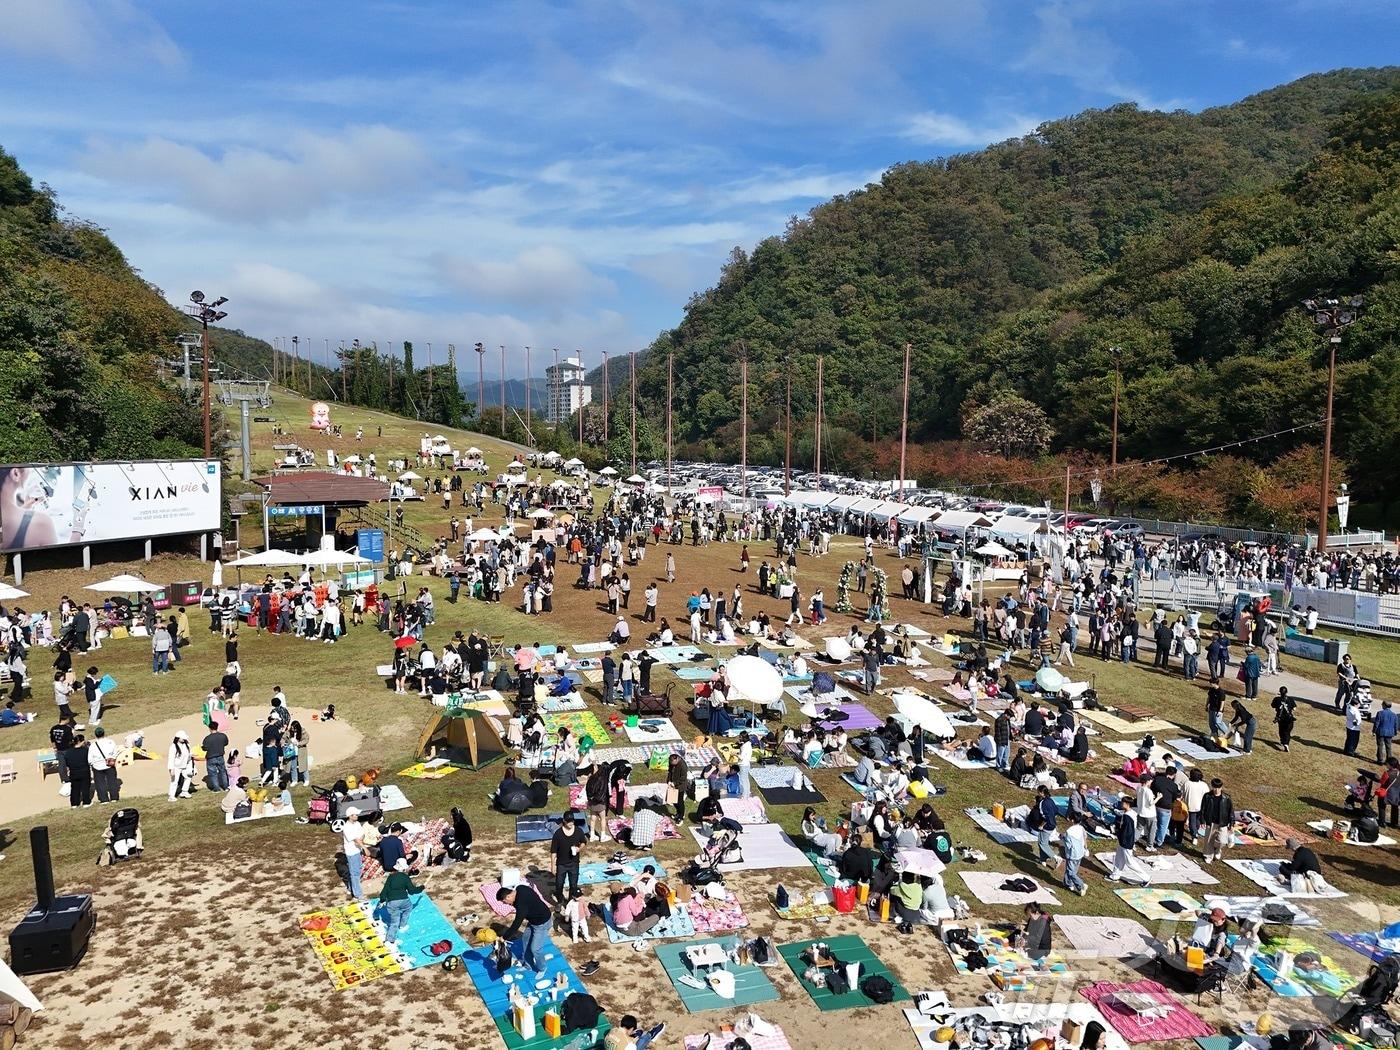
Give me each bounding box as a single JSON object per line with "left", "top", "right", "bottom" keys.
{"left": 774, "top": 884, "right": 790, "bottom": 910}
{"left": 861, "top": 975, "right": 895, "bottom": 1003}
{"left": 561, "top": 992, "right": 602, "bottom": 1034}
{"left": 750, "top": 937, "right": 772, "bottom": 965}
{"left": 825, "top": 965, "right": 850, "bottom": 996}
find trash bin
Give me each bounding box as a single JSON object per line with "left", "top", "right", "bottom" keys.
{"left": 170, "top": 580, "right": 201, "bottom": 606}
{"left": 1323, "top": 638, "right": 1350, "bottom": 664}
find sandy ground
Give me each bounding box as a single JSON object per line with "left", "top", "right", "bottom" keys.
{"left": 0, "top": 707, "right": 361, "bottom": 823}
{"left": 12, "top": 831, "right": 1316, "bottom": 1050}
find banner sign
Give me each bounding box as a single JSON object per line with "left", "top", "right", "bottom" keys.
{"left": 0, "top": 460, "right": 220, "bottom": 552}
{"left": 697, "top": 485, "right": 725, "bottom": 502}
{"left": 356, "top": 528, "right": 385, "bottom": 563}
{"left": 268, "top": 505, "right": 326, "bottom": 518}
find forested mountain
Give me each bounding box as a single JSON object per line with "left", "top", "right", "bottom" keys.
{"left": 626, "top": 68, "right": 1400, "bottom": 516}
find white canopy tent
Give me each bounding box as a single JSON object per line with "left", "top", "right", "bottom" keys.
{"left": 228, "top": 549, "right": 306, "bottom": 568}
{"left": 896, "top": 505, "right": 938, "bottom": 527}
{"left": 563, "top": 457, "right": 585, "bottom": 468}
{"left": 929, "top": 510, "right": 994, "bottom": 536}
{"left": 974, "top": 541, "right": 1015, "bottom": 558}
{"left": 988, "top": 515, "right": 1045, "bottom": 545}
{"left": 625, "top": 474, "right": 647, "bottom": 484}
{"left": 825, "top": 493, "right": 864, "bottom": 512}
{"left": 865, "top": 500, "right": 907, "bottom": 522}
{"left": 467, "top": 528, "right": 505, "bottom": 542}
{"left": 396, "top": 470, "right": 422, "bottom": 482}
{"left": 847, "top": 496, "right": 883, "bottom": 516}
{"left": 787, "top": 490, "right": 836, "bottom": 510}
{"left": 84, "top": 574, "right": 164, "bottom": 593}
{"left": 465, "top": 446, "right": 483, "bottom": 456}
{"left": 302, "top": 550, "right": 372, "bottom": 570}
{"left": 598, "top": 466, "right": 619, "bottom": 476}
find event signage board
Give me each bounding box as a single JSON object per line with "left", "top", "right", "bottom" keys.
{"left": 356, "top": 528, "right": 385, "bottom": 563}
{"left": 0, "top": 460, "right": 221, "bottom": 552}
{"left": 268, "top": 505, "right": 326, "bottom": 518}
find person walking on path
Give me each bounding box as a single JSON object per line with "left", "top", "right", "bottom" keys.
{"left": 1241, "top": 646, "right": 1262, "bottom": 700}
{"left": 1271, "top": 687, "right": 1296, "bottom": 752}
{"left": 551, "top": 810, "right": 584, "bottom": 906}
{"left": 1336, "top": 654, "right": 1360, "bottom": 711}
{"left": 1061, "top": 812, "right": 1089, "bottom": 896}
{"left": 89, "top": 727, "right": 120, "bottom": 803}
{"left": 1344, "top": 694, "right": 1364, "bottom": 756}
{"left": 1199, "top": 778, "right": 1235, "bottom": 865}
{"left": 1030, "top": 786, "right": 1058, "bottom": 867}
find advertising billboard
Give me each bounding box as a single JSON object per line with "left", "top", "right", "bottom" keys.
{"left": 0, "top": 460, "right": 221, "bottom": 552}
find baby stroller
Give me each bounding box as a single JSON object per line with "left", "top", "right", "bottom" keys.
{"left": 98, "top": 808, "right": 143, "bottom": 866}
{"left": 309, "top": 783, "right": 383, "bottom": 832}
{"left": 685, "top": 824, "right": 743, "bottom": 886}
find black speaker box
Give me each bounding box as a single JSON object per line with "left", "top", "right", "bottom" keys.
{"left": 9, "top": 893, "right": 96, "bottom": 975}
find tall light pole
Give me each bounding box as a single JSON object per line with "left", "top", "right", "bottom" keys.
{"left": 187, "top": 291, "right": 228, "bottom": 458}
{"left": 499, "top": 345, "right": 506, "bottom": 432}
{"left": 1108, "top": 345, "right": 1124, "bottom": 472}
{"left": 292, "top": 335, "right": 300, "bottom": 390}
{"left": 1305, "top": 295, "right": 1364, "bottom": 552}
{"left": 474, "top": 342, "right": 484, "bottom": 420}
{"left": 524, "top": 345, "right": 532, "bottom": 436}
{"left": 602, "top": 351, "right": 610, "bottom": 446}
{"left": 629, "top": 351, "right": 637, "bottom": 476}
{"left": 666, "top": 351, "right": 674, "bottom": 496}
{"left": 815, "top": 353, "right": 824, "bottom": 488}
{"left": 898, "top": 341, "right": 911, "bottom": 494}
{"left": 740, "top": 343, "right": 749, "bottom": 499}
{"left": 784, "top": 355, "right": 793, "bottom": 497}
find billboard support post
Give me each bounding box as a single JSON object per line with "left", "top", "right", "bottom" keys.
{"left": 240, "top": 399, "right": 253, "bottom": 482}
{"left": 11, "top": 553, "right": 20, "bottom": 586}
{"left": 82, "top": 546, "right": 90, "bottom": 571}
{"left": 144, "top": 539, "right": 152, "bottom": 562}
{"left": 200, "top": 534, "right": 207, "bottom": 563}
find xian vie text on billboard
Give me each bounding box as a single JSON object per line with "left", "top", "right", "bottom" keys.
{"left": 0, "top": 461, "right": 221, "bottom": 552}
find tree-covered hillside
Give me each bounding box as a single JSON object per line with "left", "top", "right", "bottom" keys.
{"left": 628, "top": 68, "right": 1400, "bottom": 498}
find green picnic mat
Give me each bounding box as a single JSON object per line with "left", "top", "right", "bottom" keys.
{"left": 777, "top": 934, "right": 911, "bottom": 1011}
{"left": 654, "top": 938, "right": 780, "bottom": 1012}
{"left": 799, "top": 845, "right": 840, "bottom": 886}
{"left": 490, "top": 1002, "right": 610, "bottom": 1050}
{"left": 544, "top": 709, "right": 612, "bottom": 745}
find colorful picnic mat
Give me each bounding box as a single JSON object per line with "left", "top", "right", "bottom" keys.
{"left": 544, "top": 709, "right": 611, "bottom": 744}
{"left": 1079, "top": 979, "right": 1216, "bottom": 1043}
{"left": 397, "top": 761, "right": 462, "bottom": 780}
{"left": 944, "top": 923, "right": 1073, "bottom": 988}
{"left": 515, "top": 812, "right": 586, "bottom": 844}
{"left": 655, "top": 937, "right": 780, "bottom": 1012}
{"left": 299, "top": 891, "right": 467, "bottom": 991}
{"left": 1113, "top": 886, "right": 1204, "bottom": 922}
{"left": 777, "top": 934, "right": 911, "bottom": 1011}
{"left": 603, "top": 902, "right": 696, "bottom": 943}
{"left": 683, "top": 1028, "right": 792, "bottom": 1050}
{"left": 1332, "top": 923, "right": 1400, "bottom": 964}
{"left": 1250, "top": 936, "right": 1359, "bottom": 997}
{"left": 362, "top": 818, "right": 450, "bottom": 882}
{"left": 460, "top": 938, "right": 610, "bottom": 1050}
{"left": 687, "top": 893, "right": 750, "bottom": 934}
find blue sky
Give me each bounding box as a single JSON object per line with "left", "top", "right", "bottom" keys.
{"left": 1, "top": 0, "right": 1397, "bottom": 381}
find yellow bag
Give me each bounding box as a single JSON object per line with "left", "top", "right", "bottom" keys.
{"left": 1185, "top": 945, "right": 1205, "bottom": 971}
{"left": 110, "top": 626, "right": 129, "bottom": 639}
{"left": 543, "top": 1011, "right": 562, "bottom": 1039}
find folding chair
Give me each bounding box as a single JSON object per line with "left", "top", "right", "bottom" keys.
{"left": 0, "top": 758, "right": 16, "bottom": 783}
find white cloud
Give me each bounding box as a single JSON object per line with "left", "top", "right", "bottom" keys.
{"left": 901, "top": 111, "right": 1041, "bottom": 147}
{"left": 433, "top": 246, "right": 616, "bottom": 309}
{"left": 79, "top": 125, "right": 429, "bottom": 222}
{"left": 717, "top": 169, "right": 885, "bottom": 206}
{"left": 0, "top": 0, "right": 183, "bottom": 71}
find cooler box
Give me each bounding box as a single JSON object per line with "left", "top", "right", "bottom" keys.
{"left": 171, "top": 581, "right": 201, "bottom": 606}
{"left": 149, "top": 587, "right": 171, "bottom": 611}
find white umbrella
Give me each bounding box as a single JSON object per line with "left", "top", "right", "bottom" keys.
{"left": 625, "top": 474, "right": 646, "bottom": 484}
{"left": 724, "top": 655, "right": 783, "bottom": 706}
{"left": 342, "top": 455, "right": 362, "bottom": 464}
{"left": 467, "top": 528, "right": 503, "bottom": 542}
{"left": 1034, "top": 667, "right": 1066, "bottom": 693}
{"left": 895, "top": 847, "right": 946, "bottom": 877}
{"left": 824, "top": 637, "right": 852, "bottom": 661}
{"left": 975, "top": 541, "right": 1014, "bottom": 558}
{"left": 0, "top": 582, "right": 29, "bottom": 600}
{"left": 891, "top": 690, "right": 956, "bottom": 740}
{"left": 397, "top": 470, "right": 422, "bottom": 482}
{"left": 84, "top": 573, "right": 164, "bottom": 593}
{"left": 563, "top": 457, "right": 584, "bottom": 467}
{"left": 228, "top": 549, "right": 305, "bottom": 568}
{"left": 598, "top": 466, "right": 619, "bottom": 476}
{"left": 465, "top": 446, "right": 483, "bottom": 456}
{"left": 526, "top": 508, "right": 554, "bottom": 519}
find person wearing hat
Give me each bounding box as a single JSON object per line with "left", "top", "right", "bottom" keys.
{"left": 167, "top": 730, "right": 195, "bottom": 800}
{"left": 378, "top": 857, "right": 421, "bottom": 945}
{"left": 341, "top": 807, "right": 368, "bottom": 901}
{"left": 1190, "top": 907, "right": 1232, "bottom": 961}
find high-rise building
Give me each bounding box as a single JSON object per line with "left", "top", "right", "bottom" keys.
{"left": 546, "top": 354, "right": 592, "bottom": 423}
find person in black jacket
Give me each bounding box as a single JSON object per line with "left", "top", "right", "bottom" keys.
{"left": 1109, "top": 797, "right": 1147, "bottom": 885}
{"left": 1020, "top": 903, "right": 1052, "bottom": 960}
{"left": 1280, "top": 837, "right": 1323, "bottom": 884}
{"left": 496, "top": 882, "right": 554, "bottom": 974}
{"left": 1200, "top": 777, "right": 1235, "bottom": 864}
{"left": 551, "top": 810, "right": 584, "bottom": 905}
{"left": 65, "top": 733, "right": 92, "bottom": 807}
{"left": 838, "top": 832, "right": 877, "bottom": 883}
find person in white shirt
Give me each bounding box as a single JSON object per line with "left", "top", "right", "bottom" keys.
{"left": 564, "top": 888, "right": 591, "bottom": 943}
{"left": 737, "top": 736, "right": 753, "bottom": 798}
{"left": 341, "top": 807, "right": 367, "bottom": 900}
{"left": 1061, "top": 813, "right": 1089, "bottom": 895}
{"left": 89, "top": 727, "right": 120, "bottom": 803}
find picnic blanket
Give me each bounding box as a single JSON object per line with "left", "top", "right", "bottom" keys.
{"left": 831, "top": 702, "right": 884, "bottom": 730}
{"left": 1237, "top": 813, "right": 1315, "bottom": 847}
{"left": 944, "top": 924, "right": 1073, "bottom": 987}
{"left": 396, "top": 761, "right": 461, "bottom": 780}
{"left": 480, "top": 878, "right": 550, "bottom": 918}
{"left": 719, "top": 796, "right": 769, "bottom": 824}
{"left": 515, "top": 812, "right": 585, "bottom": 843}
{"left": 1201, "top": 895, "right": 1319, "bottom": 928}
{"left": 459, "top": 935, "right": 608, "bottom": 1050}
{"left": 686, "top": 893, "right": 749, "bottom": 933}
{"left": 647, "top": 644, "right": 706, "bottom": 664}
{"left": 578, "top": 857, "right": 667, "bottom": 886}
{"left": 907, "top": 1003, "right": 1132, "bottom": 1050}
{"left": 608, "top": 814, "right": 682, "bottom": 842}
{"left": 567, "top": 781, "right": 668, "bottom": 810}
{"left": 604, "top": 902, "right": 696, "bottom": 942}
{"left": 1094, "top": 851, "right": 1218, "bottom": 886}
{"left": 689, "top": 824, "right": 812, "bottom": 872}
{"left": 1080, "top": 708, "right": 1177, "bottom": 735}
{"left": 1224, "top": 858, "right": 1348, "bottom": 899}
{"left": 1080, "top": 979, "right": 1215, "bottom": 1043}
{"left": 540, "top": 692, "right": 588, "bottom": 713}
{"left": 778, "top": 934, "right": 911, "bottom": 1011}
{"left": 964, "top": 806, "right": 1038, "bottom": 846}
{"left": 798, "top": 846, "right": 841, "bottom": 887}
{"left": 786, "top": 743, "right": 856, "bottom": 768}
{"left": 674, "top": 665, "right": 718, "bottom": 681}
{"left": 585, "top": 743, "right": 719, "bottom": 769}
{"left": 225, "top": 800, "right": 296, "bottom": 824}
{"left": 1306, "top": 819, "right": 1399, "bottom": 847}
{"left": 573, "top": 641, "right": 615, "bottom": 654}
{"left": 544, "top": 709, "right": 611, "bottom": 744}
{"left": 957, "top": 871, "right": 1062, "bottom": 906}
{"left": 1102, "top": 739, "right": 1194, "bottom": 768}
{"left": 1331, "top": 923, "right": 1400, "bottom": 965}
{"left": 1113, "top": 887, "right": 1204, "bottom": 922}
{"left": 1249, "top": 935, "right": 1358, "bottom": 997}
{"left": 622, "top": 717, "right": 683, "bottom": 744}
{"left": 749, "top": 764, "right": 805, "bottom": 789}
{"left": 929, "top": 747, "right": 996, "bottom": 771}
{"left": 377, "top": 783, "right": 412, "bottom": 812}
{"left": 361, "top": 818, "right": 449, "bottom": 882}
{"left": 683, "top": 1027, "right": 791, "bottom": 1050}
{"left": 658, "top": 938, "right": 780, "bottom": 1013}
{"left": 1165, "top": 737, "right": 1244, "bottom": 762}
{"left": 300, "top": 891, "right": 467, "bottom": 991}
{"left": 1053, "top": 914, "right": 1159, "bottom": 957}
{"left": 758, "top": 781, "right": 826, "bottom": 807}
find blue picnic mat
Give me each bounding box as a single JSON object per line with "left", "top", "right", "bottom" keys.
{"left": 368, "top": 891, "right": 469, "bottom": 971}
{"left": 603, "top": 902, "right": 697, "bottom": 943}
{"left": 461, "top": 935, "right": 582, "bottom": 1016}
{"left": 577, "top": 857, "right": 666, "bottom": 885}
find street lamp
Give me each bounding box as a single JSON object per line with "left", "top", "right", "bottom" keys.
{"left": 1305, "top": 295, "right": 1364, "bottom": 552}
{"left": 1107, "top": 345, "right": 1124, "bottom": 472}
{"left": 473, "top": 342, "right": 485, "bottom": 421}
{"left": 187, "top": 290, "right": 228, "bottom": 457}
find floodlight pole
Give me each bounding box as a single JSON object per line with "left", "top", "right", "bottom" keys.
{"left": 740, "top": 345, "right": 748, "bottom": 499}
{"left": 629, "top": 351, "right": 637, "bottom": 476}
{"left": 188, "top": 291, "right": 229, "bottom": 458}
{"left": 1307, "top": 294, "right": 1363, "bottom": 552}
{"left": 602, "top": 352, "right": 610, "bottom": 445}
{"left": 815, "top": 353, "right": 824, "bottom": 488}
{"left": 898, "top": 341, "right": 911, "bottom": 494}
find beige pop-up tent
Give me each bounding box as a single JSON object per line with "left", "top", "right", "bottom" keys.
{"left": 415, "top": 710, "right": 508, "bottom": 770}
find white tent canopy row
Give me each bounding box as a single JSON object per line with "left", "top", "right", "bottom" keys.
{"left": 226, "top": 549, "right": 370, "bottom": 569}
{"left": 988, "top": 515, "right": 1046, "bottom": 543}
{"left": 84, "top": 574, "right": 164, "bottom": 593}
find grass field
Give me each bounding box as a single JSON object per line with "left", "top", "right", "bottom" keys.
{"left": 2, "top": 386, "right": 1397, "bottom": 1046}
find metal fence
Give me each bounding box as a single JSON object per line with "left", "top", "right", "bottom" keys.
{"left": 1135, "top": 571, "right": 1400, "bottom": 637}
